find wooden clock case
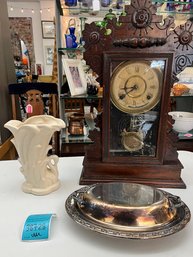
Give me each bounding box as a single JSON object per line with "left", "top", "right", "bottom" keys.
{"left": 80, "top": 0, "right": 193, "bottom": 188}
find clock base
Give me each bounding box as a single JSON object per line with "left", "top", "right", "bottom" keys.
{"left": 80, "top": 158, "right": 186, "bottom": 188}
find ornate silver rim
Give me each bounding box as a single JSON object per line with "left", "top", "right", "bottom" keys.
{"left": 65, "top": 186, "right": 191, "bottom": 240}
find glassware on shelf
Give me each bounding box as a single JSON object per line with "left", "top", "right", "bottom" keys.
{"left": 81, "top": 0, "right": 92, "bottom": 7}
{"left": 65, "top": 27, "right": 78, "bottom": 48}
{"left": 95, "top": 9, "right": 116, "bottom": 35}
{"left": 79, "top": 17, "right": 87, "bottom": 46}
{"left": 65, "top": 18, "right": 78, "bottom": 48}
{"left": 101, "top": 0, "right": 111, "bottom": 7}
{"left": 110, "top": 0, "right": 124, "bottom": 10}
{"left": 65, "top": 0, "right": 77, "bottom": 6}
{"left": 79, "top": 0, "right": 92, "bottom": 13}
{"left": 105, "top": 8, "right": 116, "bottom": 19}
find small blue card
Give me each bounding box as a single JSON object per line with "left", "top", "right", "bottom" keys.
{"left": 22, "top": 214, "right": 55, "bottom": 241}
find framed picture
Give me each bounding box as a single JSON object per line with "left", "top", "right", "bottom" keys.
{"left": 45, "top": 46, "right": 54, "bottom": 65}
{"left": 41, "top": 21, "right": 55, "bottom": 39}
{"left": 62, "top": 58, "right": 87, "bottom": 96}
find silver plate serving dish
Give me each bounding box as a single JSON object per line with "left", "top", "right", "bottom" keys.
{"left": 65, "top": 183, "right": 191, "bottom": 239}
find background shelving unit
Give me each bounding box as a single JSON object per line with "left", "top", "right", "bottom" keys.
{"left": 55, "top": 0, "right": 193, "bottom": 155}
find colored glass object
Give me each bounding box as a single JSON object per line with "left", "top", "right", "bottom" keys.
{"left": 65, "top": 0, "right": 77, "bottom": 6}
{"left": 65, "top": 27, "right": 78, "bottom": 48}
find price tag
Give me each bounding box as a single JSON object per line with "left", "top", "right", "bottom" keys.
{"left": 22, "top": 214, "right": 56, "bottom": 241}
{"left": 26, "top": 104, "right": 33, "bottom": 114}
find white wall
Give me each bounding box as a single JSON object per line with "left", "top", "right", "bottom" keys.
{"left": 40, "top": 0, "right": 55, "bottom": 75}
{"left": 7, "top": 0, "right": 55, "bottom": 75}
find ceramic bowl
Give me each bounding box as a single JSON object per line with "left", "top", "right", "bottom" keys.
{"left": 169, "top": 111, "right": 193, "bottom": 133}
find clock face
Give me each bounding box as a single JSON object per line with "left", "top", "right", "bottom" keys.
{"left": 110, "top": 61, "right": 162, "bottom": 114}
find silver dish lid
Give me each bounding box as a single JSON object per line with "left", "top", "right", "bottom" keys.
{"left": 66, "top": 183, "right": 191, "bottom": 239}
{"left": 73, "top": 183, "right": 180, "bottom": 231}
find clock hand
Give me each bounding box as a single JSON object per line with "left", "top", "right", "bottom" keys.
{"left": 120, "top": 84, "right": 137, "bottom": 89}
{"left": 126, "top": 84, "right": 138, "bottom": 94}
{"left": 119, "top": 85, "right": 138, "bottom": 99}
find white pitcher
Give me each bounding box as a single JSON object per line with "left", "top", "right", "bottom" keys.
{"left": 4, "top": 115, "right": 66, "bottom": 195}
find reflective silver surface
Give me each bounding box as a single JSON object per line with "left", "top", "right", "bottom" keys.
{"left": 65, "top": 183, "right": 191, "bottom": 239}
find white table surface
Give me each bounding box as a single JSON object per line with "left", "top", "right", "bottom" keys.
{"left": 0, "top": 151, "right": 193, "bottom": 257}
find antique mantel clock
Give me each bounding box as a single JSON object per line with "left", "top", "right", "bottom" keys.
{"left": 80, "top": 0, "right": 193, "bottom": 188}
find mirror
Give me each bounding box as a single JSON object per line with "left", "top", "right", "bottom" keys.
{"left": 9, "top": 17, "right": 36, "bottom": 82}
{"left": 13, "top": 37, "right": 31, "bottom": 82}
{"left": 20, "top": 39, "right": 30, "bottom": 71}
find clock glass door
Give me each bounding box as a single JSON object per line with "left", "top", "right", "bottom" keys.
{"left": 102, "top": 53, "right": 173, "bottom": 164}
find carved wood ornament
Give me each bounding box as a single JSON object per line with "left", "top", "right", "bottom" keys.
{"left": 83, "top": 0, "right": 193, "bottom": 80}
{"left": 80, "top": 0, "right": 193, "bottom": 188}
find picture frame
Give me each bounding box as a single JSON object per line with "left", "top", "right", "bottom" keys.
{"left": 41, "top": 21, "right": 55, "bottom": 39}
{"left": 45, "top": 46, "right": 54, "bottom": 65}
{"left": 62, "top": 58, "right": 87, "bottom": 96}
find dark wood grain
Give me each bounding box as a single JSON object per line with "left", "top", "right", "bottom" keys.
{"left": 80, "top": 0, "right": 193, "bottom": 188}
